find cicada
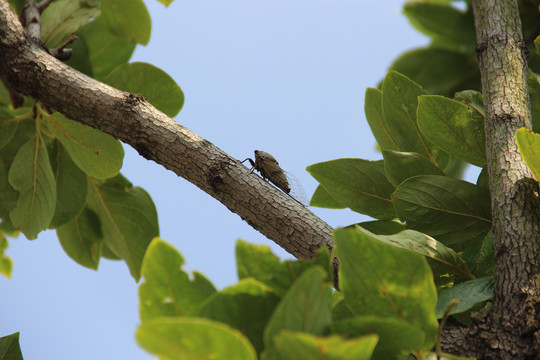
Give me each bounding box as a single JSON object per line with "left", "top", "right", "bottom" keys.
{"left": 242, "top": 150, "right": 307, "bottom": 206}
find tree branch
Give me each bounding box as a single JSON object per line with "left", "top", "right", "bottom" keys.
{"left": 0, "top": 0, "right": 334, "bottom": 260}
{"left": 471, "top": 0, "right": 540, "bottom": 357}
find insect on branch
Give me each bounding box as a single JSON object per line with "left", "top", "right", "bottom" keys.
{"left": 242, "top": 150, "right": 308, "bottom": 206}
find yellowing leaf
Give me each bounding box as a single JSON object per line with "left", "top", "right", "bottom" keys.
{"left": 516, "top": 128, "right": 540, "bottom": 180}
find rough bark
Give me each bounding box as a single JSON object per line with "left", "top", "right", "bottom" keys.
{"left": 440, "top": 325, "right": 476, "bottom": 358}
{"left": 471, "top": 0, "right": 540, "bottom": 358}
{"left": 0, "top": 0, "right": 334, "bottom": 260}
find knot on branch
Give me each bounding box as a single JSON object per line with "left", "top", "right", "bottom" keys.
{"left": 476, "top": 35, "right": 528, "bottom": 59}
{"left": 207, "top": 161, "right": 228, "bottom": 193}
{"left": 126, "top": 93, "right": 147, "bottom": 106}
{"left": 48, "top": 35, "right": 78, "bottom": 61}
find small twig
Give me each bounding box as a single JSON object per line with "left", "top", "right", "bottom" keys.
{"left": 49, "top": 35, "right": 78, "bottom": 60}
{"left": 436, "top": 299, "right": 461, "bottom": 359}
{"left": 36, "top": 0, "right": 55, "bottom": 12}
{"left": 20, "top": 0, "right": 42, "bottom": 42}
{"left": 21, "top": 0, "right": 75, "bottom": 60}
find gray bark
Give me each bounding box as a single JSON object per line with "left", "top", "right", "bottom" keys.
{"left": 0, "top": 0, "right": 334, "bottom": 261}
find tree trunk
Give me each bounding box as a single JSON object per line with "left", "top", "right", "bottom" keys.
{"left": 0, "top": 0, "right": 334, "bottom": 261}
{"left": 471, "top": 0, "right": 540, "bottom": 358}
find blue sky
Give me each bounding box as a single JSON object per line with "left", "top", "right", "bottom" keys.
{"left": 0, "top": 1, "right": 443, "bottom": 359}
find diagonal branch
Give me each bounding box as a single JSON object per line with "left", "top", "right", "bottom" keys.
{"left": 0, "top": 0, "right": 334, "bottom": 260}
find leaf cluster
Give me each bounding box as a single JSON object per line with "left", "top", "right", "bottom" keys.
{"left": 390, "top": 0, "right": 540, "bottom": 101}
{"left": 135, "top": 235, "right": 452, "bottom": 359}
{"left": 308, "top": 69, "right": 496, "bottom": 337}
{"left": 0, "top": 0, "right": 184, "bottom": 280}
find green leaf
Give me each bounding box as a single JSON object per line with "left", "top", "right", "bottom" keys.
{"left": 48, "top": 141, "right": 87, "bottom": 228}
{"left": 462, "top": 231, "right": 494, "bottom": 278}
{"left": 264, "top": 267, "right": 332, "bottom": 349}
{"left": 199, "top": 278, "right": 280, "bottom": 354}
{"left": 334, "top": 228, "right": 438, "bottom": 349}
{"left": 0, "top": 234, "right": 13, "bottom": 278}
{"left": 236, "top": 240, "right": 332, "bottom": 297}
{"left": 100, "top": 0, "right": 151, "bottom": 45}
{"left": 47, "top": 114, "right": 124, "bottom": 180}
{"left": 392, "top": 175, "right": 491, "bottom": 247}
{"left": 7, "top": 0, "right": 25, "bottom": 14}
{"left": 307, "top": 159, "right": 396, "bottom": 219}
{"left": 9, "top": 134, "right": 56, "bottom": 239}
{"left": 454, "top": 90, "right": 484, "bottom": 120}
{"left": 364, "top": 87, "right": 399, "bottom": 151}
{"left": 355, "top": 227, "right": 473, "bottom": 283}
{"left": 75, "top": 19, "right": 136, "bottom": 80}
{"left": 309, "top": 185, "right": 345, "bottom": 209}
{"left": 0, "top": 116, "right": 34, "bottom": 160}
{"left": 0, "top": 159, "right": 18, "bottom": 221}
{"left": 63, "top": 33, "right": 93, "bottom": 76}
{"left": 417, "top": 95, "right": 486, "bottom": 167}
{"left": 0, "top": 120, "right": 35, "bottom": 219}
{"left": 105, "top": 62, "right": 184, "bottom": 117}
{"left": 0, "top": 217, "right": 18, "bottom": 234}
{"left": 0, "top": 107, "right": 22, "bottom": 149}
{"left": 441, "top": 157, "right": 467, "bottom": 179}
{"left": 101, "top": 243, "right": 121, "bottom": 260}
{"left": 139, "top": 238, "right": 216, "bottom": 321}
{"left": 381, "top": 71, "right": 430, "bottom": 157}
{"left": 56, "top": 207, "right": 102, "bottom": 270}
{"left": 0, "top": 332, "right": 23, "bottom": 360}
{"left": 272, "top": 332, "right": 378, "bottom": 360}
{"left": 476, "top": 167, "right": 489, "bottom": 190}
{"left": 87, "top": 174, "right": 159, "bottom": 281}
{"left": 516, "top": 128, "right": 540, "bottom": 180}
{"left": 528, "top": 72, "right": 540, "bottom": 132}
{"left": 435, "top": 277, "right": 494, "bottom": 318}
{"left": 0, "top": 108, "right": 33, "bottom": 151}
{"left": 137, "top": 318, "right": 257, "bottom": 360}
{"left": 41, "top": 0, "right": 101, "bottom": 48}
{"left": 389, "top": 48, "right": 480, "bottom": 98}
{"left": 356, "top": 220, "right": 405, "bottom": 235}
{"left": 382, "top": 150, "right": 445, "bottom": 187}
{"left": 0, "top": 81, "right": 10, "bottom": 106}
{"left": 236, "top": 240, "right": 290, "bottom": 296}
{"left": 156, "top": 0, "right": 173, "bottom": 6}
{"left": 403, "top": 2, "right": 476, "bottom": 52}
{"left": 332, "top": 316, "right": 425, "bottom": 360}
{"left": 331, "top": 294, "right": 354, "bottom": 321}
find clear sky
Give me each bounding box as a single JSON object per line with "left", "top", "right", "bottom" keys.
{"left": 0, "top": 1, "right": 441, "bottom": 359}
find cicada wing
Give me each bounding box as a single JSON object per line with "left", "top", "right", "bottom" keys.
{"left": 284, "top": 171, "right": 308, "bottom": 206}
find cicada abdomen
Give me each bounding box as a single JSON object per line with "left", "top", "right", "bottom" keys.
{"left": 242, "top": 150, "right": 308, "bottom": 206}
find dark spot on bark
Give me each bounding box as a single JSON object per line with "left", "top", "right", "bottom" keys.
{"left": 207, "top": 161, "right": 227, "bottom": 193}
{"left": 199, "top": 138, "right": 215, "bottom": 149}
{"left": 136, "top": 142, "right": 152, "bottom": 160}
{"left": 126, "top": 93, "right": 146, "bottom": 106}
